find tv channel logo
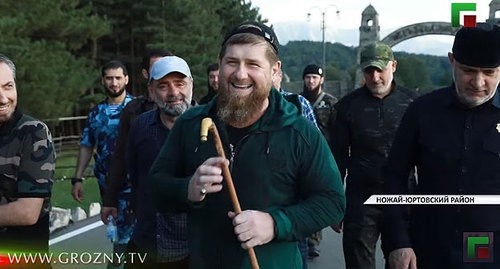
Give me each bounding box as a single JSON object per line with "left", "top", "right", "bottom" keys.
{"left": 451, "top": 3, "right": 477, "bottom": 28}
{"left": 463, "top": 232, "right": 494, "bottom": 263}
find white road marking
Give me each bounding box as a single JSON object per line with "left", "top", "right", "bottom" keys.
{"left": 49, "top": 221, "right": 103, "bottom": 246}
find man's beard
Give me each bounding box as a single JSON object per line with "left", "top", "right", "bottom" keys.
{"left": 452, "top": 71, "right": 496, "bottom": 108}
{"left": 302, "top": 84, "right": 321, "bottom": 99}
{"left": 217, "top": 84, "right": 270, "bottom": 126}
{"left": 156, "top": 96, "right": 190, "bottom": 117}
{"left": 0, "top": 107, "right": 15, "bottom": 125}
{"left": 105, "top": 87, "right": 126, "bottom": 98}
{"left": 209, "top": 82, "right": 219, "bottom": 92}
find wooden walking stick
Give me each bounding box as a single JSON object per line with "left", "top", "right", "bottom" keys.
{"left": 200, "top": 117, "right": 260, "bottom": 269}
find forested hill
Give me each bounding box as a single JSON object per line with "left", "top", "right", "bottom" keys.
{"left": 0, "top": 0, "right": 264, "bottom": 119}
{"left": 0, "top": 0, "right": 451, "bottom": 120}
{"left": 279, "top": 41, "right": 452, "bottom": 93}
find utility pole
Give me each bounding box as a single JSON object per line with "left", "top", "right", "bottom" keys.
{"left": 307, "top": 5, "right": 340, "bottom": 81}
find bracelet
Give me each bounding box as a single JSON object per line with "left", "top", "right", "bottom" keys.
{"left": 71, "top": 177, "right": 84, "bottom": 185}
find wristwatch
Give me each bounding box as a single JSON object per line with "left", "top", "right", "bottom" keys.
{"left": 71, "top": 177, "right": 83, "bottom": 185}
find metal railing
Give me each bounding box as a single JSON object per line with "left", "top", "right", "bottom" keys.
{"left": 44, "top": 116, "right": 97, "bottom": 179}
{"left": 44, "top": 116, "right": 87, "bottom": 154}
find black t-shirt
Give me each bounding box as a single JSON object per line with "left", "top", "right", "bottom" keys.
{"left": 225, "top": 124, "right": 251, "bottom": 146}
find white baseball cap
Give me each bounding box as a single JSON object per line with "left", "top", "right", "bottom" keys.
{"left": 149, "top": 56, "right": 192, "bottom": 81}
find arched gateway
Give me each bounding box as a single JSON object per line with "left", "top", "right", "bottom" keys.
{"left": 353, "top": 0, "right": 500, "bottom": 88}
{"left": 381, "top": 22, "right": 458, "bottom": 47}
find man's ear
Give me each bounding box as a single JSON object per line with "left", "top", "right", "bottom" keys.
{"left": 448, "top": 52, "right": 455, "bottom": 65}
{"left": 392, "top": 60, "right": 398, "bottom": 72}
{"left": 142, "top": 69, "right": 149, "bottom": 80}
{"left": 147, "top": 83, "right": 155, "bottom": 101}
{"left": 272, "top": 61, "right": 282, "bottom": 77}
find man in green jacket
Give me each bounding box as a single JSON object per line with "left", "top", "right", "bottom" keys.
{"left": 150, "top": 21, "right": 345, "bottom": 269}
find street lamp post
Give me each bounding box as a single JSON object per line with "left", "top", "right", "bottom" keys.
{"left": 307, "top": 5, "right": 340, "bottom": 78}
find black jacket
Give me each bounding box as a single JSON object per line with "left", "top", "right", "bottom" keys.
{"left": 332, "top": 83, "right": 416, "bottom": 192}
{"left": 383, "top": 85, "right": 500, "bottom": 268}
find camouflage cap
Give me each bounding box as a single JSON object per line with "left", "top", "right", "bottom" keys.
{"left": 360, "top": 42, "right": 394, "bottom": 70}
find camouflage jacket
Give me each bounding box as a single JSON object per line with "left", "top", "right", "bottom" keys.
{"left": 0, "top": 109, "right": 55, "bottom": 251}
{"left": 332, "top": 83, "right": 417, "bottom": 190}
{"left": 80, "top": 94, "right": 133, "bottom": 188}
{"left": 300, "top": 91, "right": 338, "bottom": 148}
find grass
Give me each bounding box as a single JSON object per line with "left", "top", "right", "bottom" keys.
{"left": 51, "top": 150, "right": 101, "bottom": 214}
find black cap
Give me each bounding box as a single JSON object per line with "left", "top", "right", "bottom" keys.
{"left": 452, "top": 23, "right": 500, "bottom": 68}
{"left": 222, "top": 21, "right": 280, "bottom": 54}
{"left": 302, "top": 64, "right": 324, "bottom": 78}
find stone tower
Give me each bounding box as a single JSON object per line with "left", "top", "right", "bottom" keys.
{"left": 359, "top": 5, "right": 380, "bottom": 47}
{"left": 355, "top": 5, "right": 381, "bottom": 88}
{"left": 486, "top": 0, "right": 500, "bottom": 25}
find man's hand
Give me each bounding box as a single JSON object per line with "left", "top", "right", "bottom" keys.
{"left": 101, "top": 207, "right": 118, "bottom": 224}
{"left": 229, "top": 210, "right": 275, "bottom": 249}
{"left": 71, "top": 182, "right": 84, "bottom": 202}
{"left": 330, "top": 221, "right": 343, "bottom": 233}
{"left": 187, "top": 157, "right": 226, "bottom": 202}
{"left": 388, "top": 248, "right": 417, "bottom": 269}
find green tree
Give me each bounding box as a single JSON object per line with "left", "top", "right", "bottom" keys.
{"left": 86, "top": 0, "right": 148, "bottom": 95}
{"left": 88, "top": 0, "right": 263, "bottom": 100}
{"left": 325, "top": 64, "right": 342, "bottom": 81}
{"left": 146, "top": 0, "right": 263, "bottom": 100}
{"left": 0, "top": 0, "right": 111, "bottom": 119}
{"left": 439, "top": 71, "right": 452, "bottom": 87}
{"left": 151, "top": 0, "right": 223, "bottom": 98}
{"left": 280, "top": 41, "right": 357, "bottom": 81}
{"left": 394, "top": 55, "right": 433, "bottom": 91}
{"left": 216, "top": 0, "right": 264, "bottom": 36}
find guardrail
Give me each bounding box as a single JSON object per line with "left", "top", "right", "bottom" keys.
{"left": 44, "top": 116, "right": 87, "bottom": 154}
{"left": 44, "top": 116, "right": 95, "bottom": 179}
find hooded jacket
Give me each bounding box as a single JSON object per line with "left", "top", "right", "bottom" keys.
{"left": 150, "top": 88, "right": 345, "bottom": 269}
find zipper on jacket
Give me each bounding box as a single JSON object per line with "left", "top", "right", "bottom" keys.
{"left": 227, "top": 132, "right": 256, "bottom": 171}
{"left": 229, "top": 143, "right": 235, "bottom": 170}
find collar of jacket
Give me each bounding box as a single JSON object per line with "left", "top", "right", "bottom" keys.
{"left": 100, "top": 93, "right": 134, "bottom": 106}
{"left": 0, "top": 109, "right": 22, "bottom": 136}
{"left": 361, "top": 80, "right": 399, "bottom": 99}
{"left": 444, "top": 83, "right": 500, "bottom": 110}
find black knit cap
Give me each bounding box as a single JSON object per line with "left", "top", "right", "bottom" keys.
{"left": 222, "top": 21, "right": 280, "bottom": 54}
{"left": 452, "top": 23, "right": 500, "bottom": 68}
{"left": 302, "top": 64, "right": 324, "bottom": 78}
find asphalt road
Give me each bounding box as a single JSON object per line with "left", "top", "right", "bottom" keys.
{"left": 49, "top": 217, "right": 385, "bottom": 269}
{"left": 308, "top": 228, "right": 385, "bottom": 269}
{"left": 50, "top": 216, "right": 111, "bottom": 269}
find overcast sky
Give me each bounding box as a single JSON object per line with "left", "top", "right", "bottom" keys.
{"left": 248, "top": 0, "right": 494, "bottom": 55}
